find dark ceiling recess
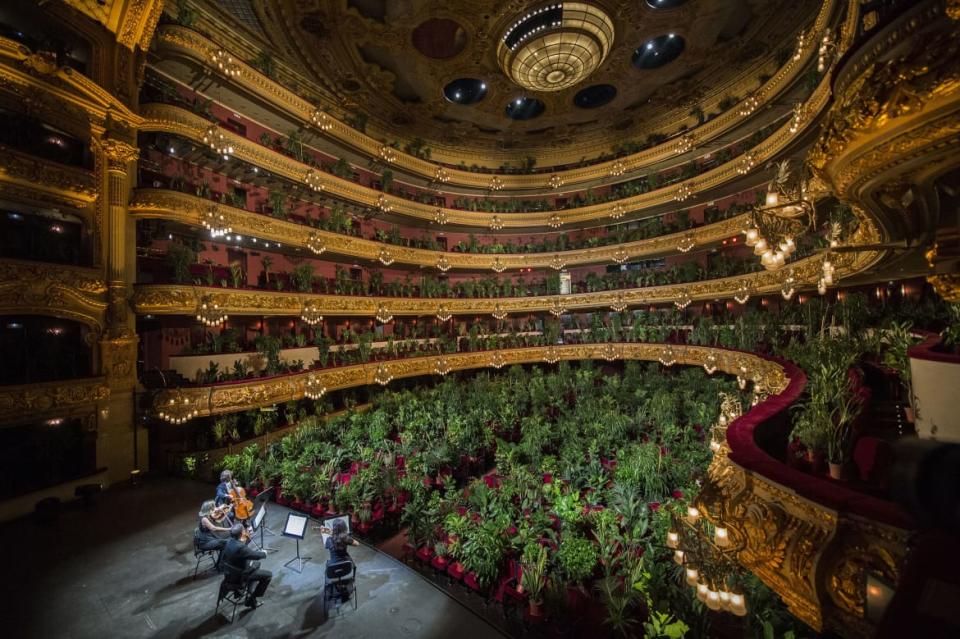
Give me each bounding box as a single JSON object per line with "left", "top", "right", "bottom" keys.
{"left": 632, "top": 34, "right": 685, "bottom": 70}
{"left": 645, "top": 0, "right": 690, "bottom": 8}
{"left": 574, "top": 84, "right": 617, "bottom": 108}
{"left": 412, "top": 18, "right": 468, "bottom": 59}
{"left": 505, "top": 97, "right": 546, "bottom": 120}
{"left": 443, "top": 78, "right": 488, "bottom": 105}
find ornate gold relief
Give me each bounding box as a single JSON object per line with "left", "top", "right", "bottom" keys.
{"left": 927, "top": 273, "right": 960, "bottom": 301}
{"left": 59, "top": 0, "right": 164, "bottom": 51}
{"left": 0, "top": 259, "right": 108, "bottom": 331}
{"left": 100, "top": 336, "right": 139, "bottom": 390}
{"left": 0, "top": 377, "right": 110, "bottom": 423}
{"left": 0, "top": 146, "right": 98, "bottom": 207}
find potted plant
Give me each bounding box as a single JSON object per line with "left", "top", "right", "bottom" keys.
{"left": 520, "top": 542, "right": 548, "bottom": 617}
{"left": 882, "top": 321, "right": 919, "bottom": 422}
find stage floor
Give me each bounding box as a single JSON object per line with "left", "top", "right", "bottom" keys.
{"left": 4, "top": 476, "right": 504, "bottom": 639}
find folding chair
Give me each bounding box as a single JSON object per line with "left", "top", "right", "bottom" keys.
{"left": 192, "top": 530, "right": 219, "bottom": 579}
{"left": 323, "top": 560, "right": 357, "bottom": 618}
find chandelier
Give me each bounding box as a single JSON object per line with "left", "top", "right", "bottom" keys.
{"left": 373, "top": 362, "right": 394, "bottom": 386}
{"left": 375, "top": 303, "right": 393, "bottom": 324}
{"left": 703, "top": 353, "right": 718, "bottom": 375}
{"left": 548, "top": 174, "right": 564, "bottom": 189}
{"left": 659, "top": 346, "right": 677, "bottom": 367}
{"left": 203, "top": 124, "right": 234, "bottom": 159}
{"left": 436, "top": 256, "right": 452, "bottom": 272}
{"left": 742, "top": 161, "right": 814, "bottom": 271}
{"left": 492, "top": 304, "right": 508, "bottom": 320}
{"left": 376, "top": 194, "right": 393, "bottom": 214}
{"left": 549, "top": 255, "right": 566, "bottom": 271}
{"left": 793, "top": 30, "right": 807, "bottom": 62}
{"left": 818, "top": 255, "right": 835, "bottom": 295}
{"left": 609, "top": 159, "right": 626, "bottom": 177}
{"left": 549, "top": 297, "right": 567, "bottom": 317}
{"left": 202, "top": 204, "right": 232, "bottom": 238}
{"left": 497, "top": 4, "right": 614, "bottom": 93}
{"left": 306, "top": 232, "right": 326, "bottom": 255}
{"left": 436, "top": 305, "right": 452, "bottom": 322}
{"left": 613, "top": 248, "right": 629, "bottom": 264}
{"left": 490, "top": 215, "right": 504, "bottom": 230}
{"left": 434, "top": 166, "right": 451, "bottom": 184}
{"left": 210, "top": 49, "right": 240, "bottom": 78}
{"left": 378, "top": 145, "right": 397, "bottom": 163}
{"left": 158, "top": 390, "right": 200, "bottom": 424}
{"left": 818, "top": 30, "right": 838, "bottom": 73}
{"left": 600, "top": 343, "right": 619, "bottom": 362}
{"left": 433, "top": 208, "right": 448, "bottom": 225}
{"left": 736, "top": 152, "right": 756, "bottom": 176}
{"left": 547, "top": 213, "right": 563, "bottom": 229}
{"left": 733, "top": 281, "right": 751, "bottom": 305}
{"left": 666, "top": 506, "right": 748, "bottom": 617}
{"left": 377, "top": 247, "right": 394, "bottom": 266}
{"left": 304, "top": 169, "right": 324, "bottom": 192}
{"left": 311, "top": 108, "right": 333, "bottom": 131}
{"left": 738, "top": 93, "right": 760, "bottom": 117}
{"left": 781, "top": 269, "right": 796, "bottom": 300}
{"left": 434, "top": 357, "right": 451, "bottom": 376}
{"left": 491, "top": 257, "right": 507, "bottom": 274}
{"left": 543, "top": 346, "right": 561, "bottom": 364}
{"left": 675, "top": 182, "right": 693, "bottom": 202}
{"left": 490, "top": 351, "right": 507, "bottom": 369}
{"left": 610, "top": 202, "right": 626, "bottom": 219}
{"left": 675, "top": 134, "right": 695, "bottom": 155}
{"left": 488, "top": 176, "right": 504, "bottom": 191}
{"left": 300, "top": 302, "right": 323, "bottom": 325}
{"left": 788, "top": 101, "right": 807, "bottom": 134}
{"left": 610, "top": 293, "right": 627, "bottom": 313}
{"left": 675, "top": 291, "right": 692, "bottom": 310}
{"left": 304, "top": 374, "right": 326, "bottom": 400}
{"left": 196, "top": 297, "right": 228, "bottom": 327}
{"left": 677, "top": 234, "right": 695, "bottom": 253}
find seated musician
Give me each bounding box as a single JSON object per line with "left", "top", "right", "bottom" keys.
{"left": 217, "top": 469, "right": 254, "bottom": 530}
{"left": 197, "top": 500, "right": 231, "bottom": 555}
{"left": 220, "top": 524, "right": 272, "bottom": 608}
{"left": 215, "top": 470, "right": 234, "bottom": 507}
{"left": 322, "top": 520, "right": 359, "bottom": 565}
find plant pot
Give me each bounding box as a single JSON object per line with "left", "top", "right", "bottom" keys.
{"left": 904, "top": 405, "right": 916, "bottom": 423}
{"left": 828, "top": 462, "right": 846, "bottom": 480}
{"left": 528, "top": 599, "right": 544, "bottom": 618}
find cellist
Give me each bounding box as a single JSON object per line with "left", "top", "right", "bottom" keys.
{"left": 218, "top": 468, "right": 254, "bottom": 530}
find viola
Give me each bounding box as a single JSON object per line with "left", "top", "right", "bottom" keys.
{"left": 229, "top": 481, "right": 254, "bottom": 521}
{"left": 210, "top": 503, "right": 232, "bottom": 522}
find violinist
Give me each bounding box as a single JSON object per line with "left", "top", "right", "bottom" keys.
{"left": 220, "top": 524, "right": 272, "bottom": 608}
{"left": 197, "top": 500, "right": 231, "bottom": 554}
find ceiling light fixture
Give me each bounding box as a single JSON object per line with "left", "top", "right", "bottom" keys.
{"left": 210, "top": 49, "right": 240, "bottom": 78}
{"left": 609, "top": 159, "right": 626, "bottom": 177}
{"left": 311, "top": 108, "right": 333, "bottom": 131}
{"left": 304, "top": 169, "right": 324, "bottom": 192}
{"left": 610, "top": 202, "right": 626, "bottom": 219}
{"left": 306, "top": 232, "right": 326, "bottom": 255}
{"left": 375, "top": 303, "right": 393, "bottom": 324}
{"left": 203, "top": 123, "right": 234, "bottom": 160}
{"left": 492, "top": 304, "right": 508, "bottom": 320}
{"left": 201, "top": 204, "right": 232, "bottom": 238}
{"left": 304, "top": 374, "right": 326, "bottom": 400}
{"left": 196, "top": 297, "right": 228, "bottom": 327}
{"left": 488, "top": 176, "right": 505, "bottom": 191}
{"left": 490, "top": 215, "right": 504, "bottom": 230}
{"left": 300, "top": 302, "right": 323, "bottom": 325}
{"left": 378, "top": 247, "right": 394, "bottom": 266}
{"left": 433, "top": 208, "right": 448, "bottom": 225}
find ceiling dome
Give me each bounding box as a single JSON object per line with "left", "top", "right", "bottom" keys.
{"left": 496, "top": 3, "right": 615, "bottom": 93}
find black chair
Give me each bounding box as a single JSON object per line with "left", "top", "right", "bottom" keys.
{"left": 192, "top": 531, "right": 218, "bottom": 579}
{"left": 215, "top": 572, "right": 252, "bottom": 623}
{"left": 322, "top": 560, "right": 357, "bottom": 618}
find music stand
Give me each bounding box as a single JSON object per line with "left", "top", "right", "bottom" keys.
{"left": 253, "top": 487, "right": 279, "bottom": 537}
{"left": 282, "top": 512, "right": 310, "bottom": 573}
{"left": 250, "top": 503, "right": 278, "bottom": 553}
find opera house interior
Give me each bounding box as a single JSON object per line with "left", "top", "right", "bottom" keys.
{"left": 2, "top": 0, "right": 960, "bottom": 637}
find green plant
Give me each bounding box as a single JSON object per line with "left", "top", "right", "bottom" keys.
{"left": 166, "top": 242, "right": 196, "bottom": 284}
{"left": 462, "top": 520, "right": 506, "bottom": 587}
{"left": 881, "top": 321, "right": 918, "bottom": 407}
{"left": 555, "top": 534, "right": 597, "bottom": 584}
{"left": 520, "top": 542, "right": 548, "bottom": 604}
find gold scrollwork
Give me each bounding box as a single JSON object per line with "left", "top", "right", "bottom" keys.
{"left": 0, "top": 259, "right": 108, "bottom": 331}
{"left": 0, "top": 377, "right": 110, "bottom": 423}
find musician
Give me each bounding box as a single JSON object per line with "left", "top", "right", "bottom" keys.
{"left": 215, "top": 470, "right": 234, "bottom": 507}
{"left": 220, "top": 524, "right": 272, "bottom": 608}
{"left": 323, "top": 520, "right": 359, "bottom": 565}
{"left": 197, "top": 500, "right": 231, "bottom": 554}
{"left": 217, "top": 469, "right": 254, "bottom": 530}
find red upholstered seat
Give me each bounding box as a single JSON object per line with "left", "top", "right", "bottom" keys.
{"left": 431, "top": 555, "right": 450, "bottom": 571}
{"left": 415, "top": 546, "right": 435, "bottom": 563}
{"left": 447, "top": 561, "right": 466, "bottom": 581}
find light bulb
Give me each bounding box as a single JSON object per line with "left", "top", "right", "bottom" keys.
{"left": 753, "top": 237, "right": 769, "bottom": 256}
{"left": 744, "top": 227, "right": 759, "bottom": 246}
{"left": 719, "top": 589, "right": 731, "bottom": 609}
{"left": 686, "top": 506, "right": 700, "bottom": 524}
{"left": 760, "top": 249, "right": 776, "bottom": 268}
{"left": 673, "top": 549, "right": 685, "bottom": 565}
{"left": 715, "top": 527, "right": 730, "bottom": 547}
{"left": 696, "top": 582, "right": 708, "bottom": 602}
{"left": 666, "top": 531, "right": 679, "bottom": 549}
{"left": 706, "top": 588, "right": 721, "bottom": 610}
{"left": 730, "top": 593, "right": 747, "bottom": 616}
{"left": 685, "top": 567, "right": 699, "bottom": 586}
{"left": 765, "top": 190, "right": 779, "bottom": 207}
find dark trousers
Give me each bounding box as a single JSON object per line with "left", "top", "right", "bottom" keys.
{"left": 246, "top": 569, "right": 272, "bottom": 598}
{"left": 199, "top": 538, "right": 227, "bottom": 552}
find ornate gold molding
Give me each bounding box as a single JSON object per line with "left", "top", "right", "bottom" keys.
{"left": 59, "top": 0, "right": 164, "bottom": 51}
{"left": 0, "top": 376, "right": 110, "bottom": 424}
{"left": 129, "top": 188, "right": 750, "bottom": 270}
{"left": 928, "top": 273, "right": 960, "bottom": 301}
{"left": 131, "top": 245, "right": 880, "bottom": 318}
{"left": 140, "top": 76, "right": 832, "bottom": 228}
{"left": 0, "top": 146, "right": 98, "bottom": 208}
{"left": 152, "top": 0, "right": 836, "bottom": 183}
{"left": 0, "top": 259, "right": 108, "bottom": 331}
{"left": 151, "top": 342, "right": 788, "bottom": 417}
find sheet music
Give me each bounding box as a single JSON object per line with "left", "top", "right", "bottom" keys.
{"left": 283, "top": 513, "right": 308, "bottom": 539}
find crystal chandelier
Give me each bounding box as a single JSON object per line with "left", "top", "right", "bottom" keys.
{"left": 818, "top": 30, "right": 838, "bottom": 73}
{"left": 742, "top": 161, "right": 814, "bottom": 271}
{"left": 549, "top": 297, "right": 566, "bottom": 317}
{"left": 675, "top": 291, "right": 692, "bottom": 310}
{"left": 547, "top": 213, "right": 562, "bottom": 229}
{"left": 659, "top": 346, "right": 677, "bottom": 367}
{"left": 376, "top": 194, "right": 393, "bottom": 213}
{"left": 210, "top": 49, "right": 240, "bottom": 78}
{"left": 436, "top": 256, "right": 452, "bottom": 272}
{"left": 600, "top": 343, "right": 619, "bottom": 362}
{"left": 490, "top": 351, "right": 507, "bottom": 369}
{"left": 733, "top": 281, "right": 751, "bottom": 305}
{"left": 488, "top": 176, "right": 504, "bottom": 191}
{"left": 609, "top": 159, "right": 626, "bottom": 177}
{"left": 196, "top": 297, "right": 228, "bottom": 327}
{"left": 610, "top": 293, "right": 627, "bottom": 313}
{"left": 675, "top": 182, "right": 693, "bottom": 202}
{"left": 793, "top": 30, "right": 807, "bottom": 62}
{"left": 738, "top": 93, "right": 760, "bottom": 117}
{"left": 306, "top": 232, "right": 326, "bottom": 255}
{"left": 203, "top": 124, "right": 234, "bottom": 160}
{"left": 548, "top": 174, "right": 564, "bottom": 189}
{"left": 610, "top": 202, "right": 626, "bottom": 219}
{"left": 491, "top": 257, "right": 507, "bottom": 274}
{"left": 311, "top": 108, "right": 333, "bottom": 131}
{"left": 304, "top": 169, "right": 324, "bottom": 192}
{"left": 300, "top": 302, "right": 323, "bottom": 325}
{"left": 675, "top": 134, "right": 695, "bottom": 155}
{"left": 433, "top": 208, "right": 448, "bottom": 225}
{"left": 378, "top": 247, "right": 394, "bottom": 266}
{"left": 434, "top": 166, "right": 450, "bottom": 183}
{"left": 375, "top": 303, "right": 393, "bottom": 324}
{"left": 492, "top": 304, "right": 508, "bottom": 320}
{"left": 677, "top": 234, "right": 695, "bottom": 253}
{"left": 304, "top": 374, "right": 326, "bottom": 400}
{"left": 736, "top": 152, "right": 756, "bottom": 176}
{"left": 436, "top": 305, "right": 452, "bottom": 322}
{"left": 373, "top": 362, "right": 394, "bottom": 385}
{"left": 549, "top": 255, "right": 566, "bottom": 271}
{"left": 378, "top": 145, "right": 397, "bottom": 163}
{"left": 781, "top": 270, "right": 796, "bottom": 300}
{"left": 613, "top": 248, "right": 629, "bottom": 264}
{"left": 703, "top": 353, "right": 718, "bottom": 375}
{"left": 818, "top": 255, "right": 835, "bottom": 295}
{"left": 434, "top": 357, "right": 451, "bottom": 376}
{"left": 158, "top": 390, "right": 200, "bottom": 424}
{"left": 490, "top": 215, "right": 504, "bottom": 230}
{"left": 544, "top": 346, "right": 560, "bottom": 364}
{"left": 788, "top": 101, "right": 807, "bottom": 134}
{"left": 202, "top": 204, "right": 232, "bottom": 238}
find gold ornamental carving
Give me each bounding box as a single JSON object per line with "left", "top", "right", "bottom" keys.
{"left": 0, "top": 259, "right": 107, "bottom": 331}
{"left": 100, "top": 336, "right": 139, "bottom": 390}
{"left": 927, "top": 273, "right": 960, "bottom": 301}
{"left": 0, "top": 146, "right": 98, "bottom": 207}
{"left": 0, "top": 377, "right": 110, "bottom": 423}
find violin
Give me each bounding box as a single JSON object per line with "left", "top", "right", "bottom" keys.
{"left": 210, "top": 503, "right": 232, "bottom": 523}
{"left": 229, "top": 480, "right": 254, "bottom": 521}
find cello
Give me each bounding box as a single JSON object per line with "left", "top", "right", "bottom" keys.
{"left": 229, "top": 479, "right": 254, "bottom": 522}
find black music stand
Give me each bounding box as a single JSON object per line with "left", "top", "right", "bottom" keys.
{"left": 282, "top": 512, "right": 310, "bottom": 573}
{"left": 253, "top": 487, "right": 279, "bottom": 537}
{"left": 250, "top": 503, "right": 278, "bottom": 553}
